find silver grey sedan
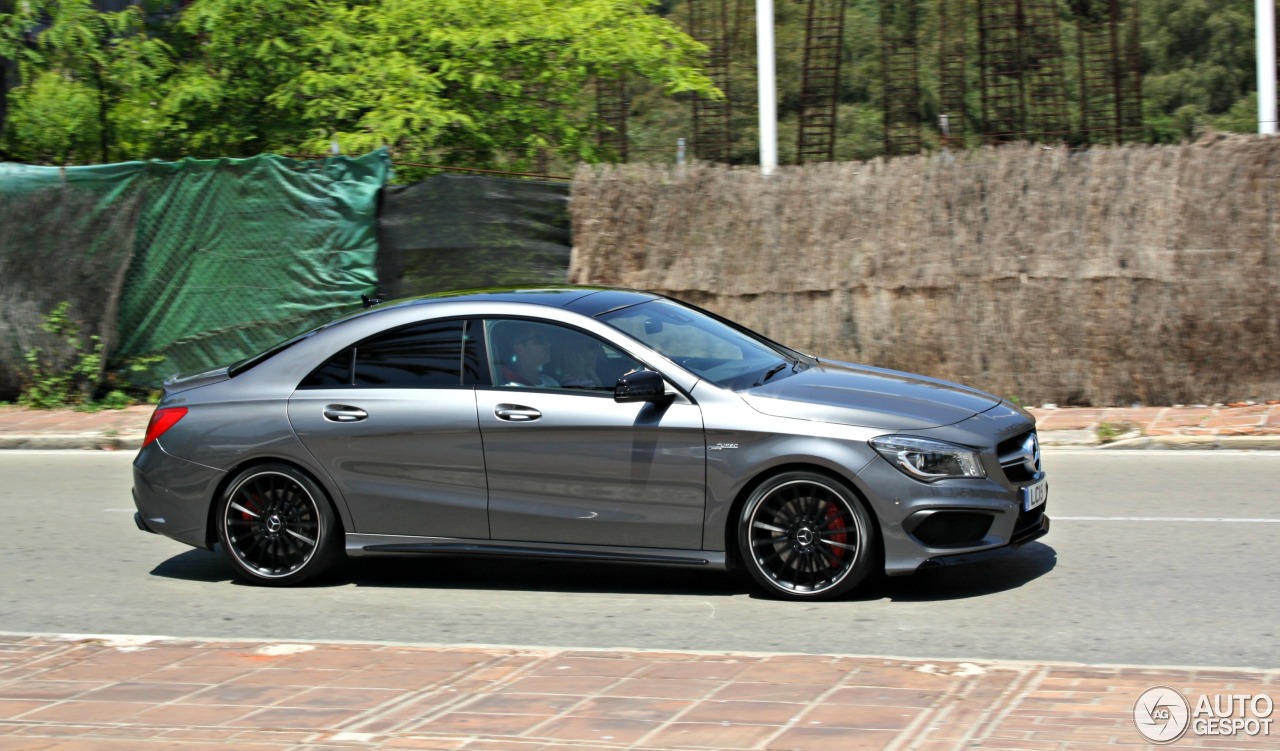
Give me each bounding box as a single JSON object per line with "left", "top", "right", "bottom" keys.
{"left": 133, "top": 287, "right": 1048, "bottom": 600}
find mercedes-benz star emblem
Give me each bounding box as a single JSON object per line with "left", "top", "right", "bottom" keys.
{"left": 1022, "top": 434, "right": 1042, "bottom": 475}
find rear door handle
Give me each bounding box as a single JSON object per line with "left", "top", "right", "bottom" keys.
{"left": 495, "top": 404, "right": 542, "bottom": 422}
{"left": 323, "top": 405, "right": 368, "bottom": 423}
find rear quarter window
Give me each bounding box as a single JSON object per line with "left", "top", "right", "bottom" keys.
{"left": 300, "top": 319, "right": 472, "bottom": 388}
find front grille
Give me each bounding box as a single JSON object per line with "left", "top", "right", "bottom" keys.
{"left": 998, "top": 430, "right": 1042, "bottom": 484}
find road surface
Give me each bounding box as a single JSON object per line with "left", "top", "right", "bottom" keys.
{"left": 1, "top": 450, "right": 1276, "bottom": 669}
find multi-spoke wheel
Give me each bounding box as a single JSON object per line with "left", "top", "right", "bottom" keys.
{"left": 737, "top": 472, "right": 877, "bottom": 600}
{"left": 216, "top": 464, "right": 342, "bottom": 586}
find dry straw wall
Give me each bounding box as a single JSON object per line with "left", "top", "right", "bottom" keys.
{"left": 570, "top": 137, "right": 1279, "bottom": 406}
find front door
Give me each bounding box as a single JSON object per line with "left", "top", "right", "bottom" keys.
{"left": 477, "top": 319, "right": 706, "bottom": 549}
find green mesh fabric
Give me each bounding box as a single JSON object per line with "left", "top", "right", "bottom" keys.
{"left": 0, "top": 162, "right": 145, "bottom": 396}
{"left": 377, "top": 174, "right": 571, "bottom": 298}
{"left": 116, "top": 150, "right": 390, "bottom": 380}
{"left": 0, "top": 150, "right": 390, "bottom": 395}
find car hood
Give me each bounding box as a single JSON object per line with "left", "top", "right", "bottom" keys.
{"left": 740, "top": 360, "right": 1001, "bottom": 430}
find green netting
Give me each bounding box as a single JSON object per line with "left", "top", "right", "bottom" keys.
{"left": 116, "top": 150, "right": 390, "bottom": 381}
{"left": 0, "top": 162, "right": 145, "bottom": 398}
{"left": 0, "top": 150, "right": 390, "bottom": 397}
{"left": 377, "top": 174, "right": 571, "bottom": 298}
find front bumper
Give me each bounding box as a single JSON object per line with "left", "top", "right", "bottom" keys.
{"left": 856, "top": 452, "right": 1050, "bottom": 576}
{"left": 916, "top": 513, "right": 1050, "bottom": 571}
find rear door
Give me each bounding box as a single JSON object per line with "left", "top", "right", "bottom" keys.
{"left": 287, "top": 318, "right": 490, "bottom": 539}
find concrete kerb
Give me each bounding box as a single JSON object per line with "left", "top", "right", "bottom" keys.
{"left": 1098, "top": 434, "right": 1280, "bottom": 450}
{"left": 0, "top": 433, "right": 144, "bottom": 451}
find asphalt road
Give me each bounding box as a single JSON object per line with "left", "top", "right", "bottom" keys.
{"left": 1, "top": 450, "right": 1276, "bottom": 669}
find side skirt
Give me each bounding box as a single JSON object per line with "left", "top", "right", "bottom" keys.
{"left": 346, "top": 534, "right": 728, "bottom": 570}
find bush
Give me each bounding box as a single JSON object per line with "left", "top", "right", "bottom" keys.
{"left": 18, "top": 302, "right": 103, "bottom": 409}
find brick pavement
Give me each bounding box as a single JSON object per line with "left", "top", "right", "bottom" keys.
{"left": 0, "top": 403, "right": 1278, "bottom": 451}
{"left": 0, "top": 635, "right": 1275, "bottom": 750}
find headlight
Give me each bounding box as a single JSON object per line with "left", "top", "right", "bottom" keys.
{"left": 870, "top": 436, "right": 986, "bottom": 482}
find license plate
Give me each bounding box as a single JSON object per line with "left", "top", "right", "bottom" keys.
{"left": 1022, "top": 478, "right": 1048, "bottom": 511}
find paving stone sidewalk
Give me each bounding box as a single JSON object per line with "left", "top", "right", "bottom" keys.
{"left": 2, "top": 403, "right": 1278, "bottom": 451}
{"left": 1, "top": 634, "right": 1275, "bottom": 751}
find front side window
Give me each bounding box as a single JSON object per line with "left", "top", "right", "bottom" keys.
{"left": 485, "top": 319, "right": 642, "bottom": 393}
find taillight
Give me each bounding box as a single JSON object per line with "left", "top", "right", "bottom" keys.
{"left": 143, "top": 407, "right": 188, "bottom": 448}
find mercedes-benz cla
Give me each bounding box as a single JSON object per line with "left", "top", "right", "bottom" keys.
{"left": 133, "top": 287, "right": 1048, "bottom": 600}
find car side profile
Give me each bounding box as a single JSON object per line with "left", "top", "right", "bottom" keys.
{"left": 133, "top": 287, "right": 1048, "bottom": 600}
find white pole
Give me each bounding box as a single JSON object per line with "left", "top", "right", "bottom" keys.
{"left": 757, "top": 0, "right": 778, "bottom": 174}
{"left": 1259, "top": 0, "right": 1277, "bottom": 134}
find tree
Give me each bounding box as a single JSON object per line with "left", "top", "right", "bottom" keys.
{"left": 2, "top": 0, "right": 718, "bottom": 170}
{"left": 1141, "top": 0, "right": 1259, "bottom": 140}
{"left": 0, "top": 0, "right": 170, "bottom": 164}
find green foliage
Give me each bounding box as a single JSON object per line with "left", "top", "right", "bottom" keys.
{"left": 3, "top": 0, "right": 717, "bottom": 171}
{"left": 0, "top": 0, "right": 1267, "bottom": 167}
{"left": 1142, "top": 0, "right": 1258, "bottom": 139}
{"left": 2, "top": 71, "right": 101, "bottom": 163}
{"left": 18, "top": 302, "right": 103, "bottom": 409}
{"left": 1096, "top": 421, "right": 1140, "bottom": 443}
{"left": 0, "top": 0, "right": 171, "bottom": 163}
{"left": 14, "top": 303, "right": 153, "bottom": 410}
{"left": 630, "top": 0, "right": 1267, "bottom": 163}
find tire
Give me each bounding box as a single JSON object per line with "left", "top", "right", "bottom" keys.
{"left": 216, "top": 463, "right": 343, "bottom": 586}
{"left": 737, "top": 471, "right": 878, "bottom": 601}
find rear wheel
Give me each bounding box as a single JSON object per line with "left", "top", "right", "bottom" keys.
{"left": 216, "top": 464, "right": 342, "bottom": 586}
{"left": 737, "top": 471, "right": 877, "bottom": 600}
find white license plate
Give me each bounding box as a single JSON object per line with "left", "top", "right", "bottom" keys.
{"left": 1022, "top": 478, "right": 1048, "bottom": 511}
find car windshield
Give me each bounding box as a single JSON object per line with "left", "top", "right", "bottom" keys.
{"left": 598, "top": 299, "right": 804, "bottom": 390}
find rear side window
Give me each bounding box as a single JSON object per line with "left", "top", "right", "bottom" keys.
{"left": 305, "top": 349, "right": 353, "bottom": 387}
{"left": 300, "top": 319, "right": 468, "bottom": 388}
{"left": 354, "top": 320, "right": 465, "bottom": 387}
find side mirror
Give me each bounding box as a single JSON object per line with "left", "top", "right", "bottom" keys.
{"left": 614, "top": 370, "right": 669, "bottom": 403}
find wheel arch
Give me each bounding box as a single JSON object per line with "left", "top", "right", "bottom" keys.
{"left": 205, "top": 457, "right": 346, "bottom": 550}
{"left": 722, "top": 462, "right": 883, "bottom": 573}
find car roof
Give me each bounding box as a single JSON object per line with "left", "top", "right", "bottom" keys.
{"left": 359, "top": 286, "right": 659, "bottom": 318}
{"left": 227, "top": 286, "right": 661, "bottom": 378}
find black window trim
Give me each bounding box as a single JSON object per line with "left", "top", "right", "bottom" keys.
{"left": 297, "top": 316, "right": 477, "bottom": 391}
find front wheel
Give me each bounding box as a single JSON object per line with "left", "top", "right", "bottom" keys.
{"left": 216, "top": 464, "right": 342, "bottom": 586}
{"left": 737, "top": 471, "right": 878, "bottom": 601}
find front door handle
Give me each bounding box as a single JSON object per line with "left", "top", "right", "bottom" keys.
{"left": 323, "top": 405, "right": 368, "bottom": 423}
{"left": 495, "top": 404, "right": 542, "bottom": 422}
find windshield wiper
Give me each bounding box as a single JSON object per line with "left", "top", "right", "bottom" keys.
{"left": 755, "top": 361, "right": 790, "bottom": 386}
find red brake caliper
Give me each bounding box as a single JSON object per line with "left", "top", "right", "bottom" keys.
{"left": 824, "top": 505, "right": 848, "bottom": 560}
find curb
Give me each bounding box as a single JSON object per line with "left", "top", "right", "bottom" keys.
{"left": 0, "top": 433, "right": 144, "bottom": 451}
{"left": 1098, "top": 434, "right": 1280, "bottom": 450}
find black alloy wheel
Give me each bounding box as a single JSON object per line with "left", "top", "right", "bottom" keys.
{"left": 217, "top": 464, "right": 342, "bottom": 586}
{"left": 738, "top": 471, "right": 877, "bottom": 600}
